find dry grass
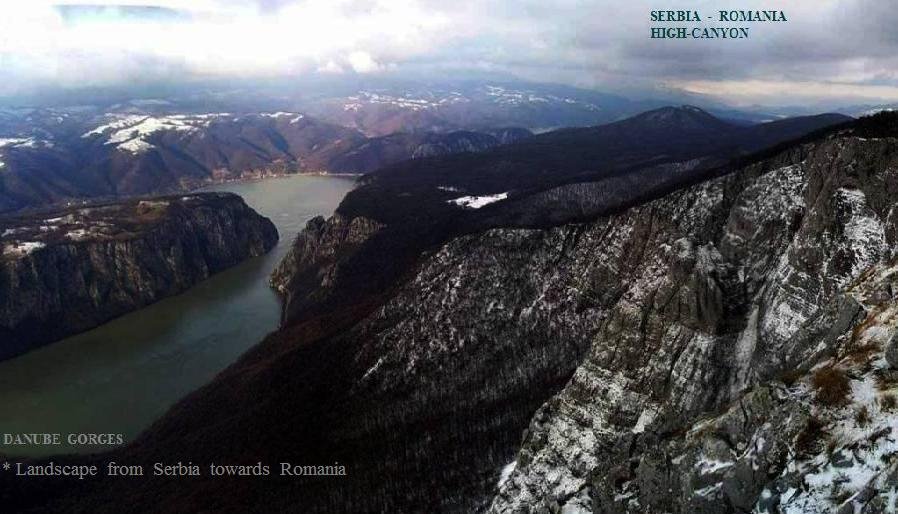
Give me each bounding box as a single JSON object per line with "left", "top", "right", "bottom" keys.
{"left": 812, "top": 367, "right": 851, "bottom": 407}
{"left": 844, "top": 342, "right": 880, "bottom": 366}
{"left": 880, "top": 394, "right": 898, "bottom": 411}
{"left": 875, "top": 370, "right": 898, "bottom": 391}
{"left": 795, "top": 416, "right": 828, "bottom": 456}
{"left": 826, "top": 439, "right": 839, "bottom": 457}
{"left": 855, "top": 406, "right": 871, "bottom": 426}
{"left": 779, "top": 369, "right": 805, "bottom": 388}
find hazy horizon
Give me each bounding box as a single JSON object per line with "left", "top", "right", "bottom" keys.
{"left": 2, "top": 1, "right": 898, "bottom": 111}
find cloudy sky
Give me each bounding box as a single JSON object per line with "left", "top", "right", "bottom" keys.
{"left": 1, "top": 0, "right": 897, "bottom": 108}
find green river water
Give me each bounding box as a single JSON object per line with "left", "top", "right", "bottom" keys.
{"left": 0, "top": 175, "right": 356, "bottom": 456}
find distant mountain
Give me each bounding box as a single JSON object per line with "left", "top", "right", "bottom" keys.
{"left": 325, "top": 129, "right": 531, "bottom": 174}
{"left": 0, "top": 105, "right": 845, "bottom": 215}
{"left": 339, "top": 107, "right": 851, "bottom": 225}
{"left": 0, "top": 110, "right": 531, "bottom": 213}
{"left": 1, "top": 76, "right": 789, "bottom": 135}
{"left": 267, "top": 106, "right": 851, "bottom": 324}
{"left": 296, "top": 81, "right": 667, "bottom": 136}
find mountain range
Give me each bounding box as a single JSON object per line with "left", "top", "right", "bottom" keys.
{"left": 0, "top": 109, "right": 531, "bottom": 214}
{"left": 5, "top": 106, "right": 889, "bottom": 513}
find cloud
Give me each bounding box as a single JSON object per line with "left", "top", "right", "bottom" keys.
{"left": 1, "top": 0, "right": 898, "bottom": 107}
{"left": 317, "top": 60, "right": 345, "bottom": 74}
{"left": 347, "top": 51, "right": 381, "bottom": 73}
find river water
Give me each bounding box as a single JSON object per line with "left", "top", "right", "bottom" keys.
{"left": 0, "top": 175, "right": 356, "bottom": 457}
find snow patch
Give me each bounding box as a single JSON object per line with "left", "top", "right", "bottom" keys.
{"left": 497, "top": 460, "right": 517, "bottom": 487}
{"left": 2, "top": 241, "right": 45, "bottom": 258}
{"left": 837, "top": 187, "right": 886, "bottom": 279}
{"left": 261, "top": 112, "right": 297, "bottom": 118}
{"left": 632, "top": 407, "right": 657, "bottom": 434}
{"left": 448, "top": 192, "right": 508, "bottom": 209}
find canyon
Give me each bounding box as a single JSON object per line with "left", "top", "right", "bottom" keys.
{"left": 0, "top": 193, "right": 277, "bottom": 359}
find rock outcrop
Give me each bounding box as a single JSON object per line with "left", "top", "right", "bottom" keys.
{"left": 270, "top": 213, "right": 384, "bottom": 320}
{"left": 0, "top": 193, "right": 277, "bottom": 359}
{"left": 486, "top": 135, "right": 898, "bottom": 513}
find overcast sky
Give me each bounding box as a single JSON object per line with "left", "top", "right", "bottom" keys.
{"left": 1, "top": 0, "right": 897, "bottom": 108}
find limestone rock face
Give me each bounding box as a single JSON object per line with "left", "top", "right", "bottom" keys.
{"left": 885, "top": 332, "right": 898, "bottom": 369}
{"left": 270, "top": 213, "right": 384, "bottom": 321}
{"left": 250, "top": 133, "right": 898, "bottom": 513}
{"left": 0, "top": 193, "right": 277, "bottom": 359}
{"left": 485, "top": 136, "right": 898, "bottom": 513}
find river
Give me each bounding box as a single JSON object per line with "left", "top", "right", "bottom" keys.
{"left": 0, "top": 175, "right": 356, "bottom": 457}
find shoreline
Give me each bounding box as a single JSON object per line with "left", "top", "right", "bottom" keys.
{"left": 2, "top": 172, "right": 362, "bottom": 221}
{"left": 194, "top": 170, "right": 363, "bottom": 191}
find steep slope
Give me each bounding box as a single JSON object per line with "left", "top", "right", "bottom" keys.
{"left": 272, "top": 108, "right": 849, "bottom": 322}
{"left": 0, "top": 193, "right": 277, "bottom": 359}
{"left": 323, "top": 129, "right": 531, "bottom": 174}
{"left": 0, "top": 112, "right": 879, "bottom": 514}
{"left": 337, "top": 108, "right": 848, "bottom": 225}
{"left": 486, "top": 134, "right": 894, "bottom": 512}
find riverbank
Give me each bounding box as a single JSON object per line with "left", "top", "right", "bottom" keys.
{"left": 0, "top": 175, "right": 357, "bottom": 457}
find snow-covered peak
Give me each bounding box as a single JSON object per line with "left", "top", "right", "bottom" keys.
{"left": 81, "top": 114, "right": 229, "bottom": 154}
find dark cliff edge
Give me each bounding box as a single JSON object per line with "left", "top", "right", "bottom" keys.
{"left": 0, "top": 192, "right": 278, "bottom": 360}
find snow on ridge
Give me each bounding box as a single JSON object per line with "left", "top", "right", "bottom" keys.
{"left": 2, "top": 241, "right": 45, "bottom": 258}
{"left": 0, "top": 137, "right": 35, "bottom": 148}
{"left": 347, "top": 91, "right": 465, "bottom": 111}
{"left": 0, "top": 138, "right": 52, "bottom": 166}
{"left": 448, "top": 192, "right": 509, "bottom": 209}
{"left": 105, "top": 116, "right": 196, "bottom": 145}
{"left": 119, "top": 138, "right": 155, "bottom": 154}
{"left": 260, "top": 112, "right": 298, "bottom": 118}
{"left": 82, "top": 115, "right": 146, "bottom": 138}
{"left": 82, "top": 114, "right": 231, "bottom": 154}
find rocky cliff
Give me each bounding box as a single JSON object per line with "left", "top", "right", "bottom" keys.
{"left": 267, "top": 122, "right": 898, "bottom": 513}
{"left": 257, "top": 134, "right": 898, "bottom": 513}
{"left": 485, "top": 134, "right": 898, "bottom": 513}
{"left": 5, "top": 117, "right": 898, "bottom": 514}
{"left": 0, "top": 193, "right": 277, "bottom": 360}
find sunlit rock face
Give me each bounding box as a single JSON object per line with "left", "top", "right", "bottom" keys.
{"left": 487, "top": 135, "right": 898, "bottom": 513}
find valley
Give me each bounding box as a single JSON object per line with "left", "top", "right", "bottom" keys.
{"left": 0, "top": 107, "right": 882, "bottom": 513}
{"left": 0, "top": 175, "right": 355, "bottom": 456}
{"left": 0, "top": 94, "right": 892, "bottom": 514}
{"left": 0, "top": 108, "right": 529, "bottom": 214}
{"left": 3, "top": 3, "right": 896, "bottom": 512}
